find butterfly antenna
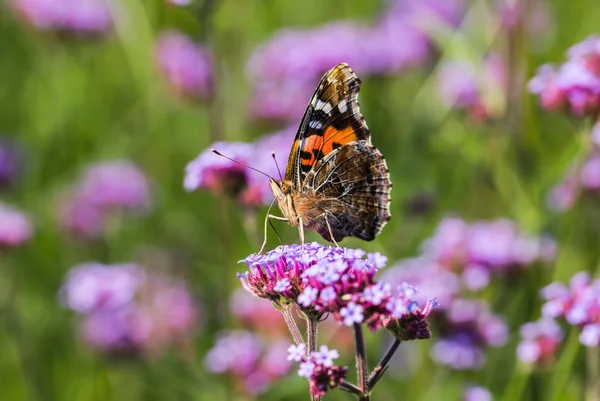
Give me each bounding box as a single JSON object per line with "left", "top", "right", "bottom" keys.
{"left": 271, "top": 152, "right": 283, "bottom": 181}
{"left": 211, "top": 149, "right": 275, "bottom": 180}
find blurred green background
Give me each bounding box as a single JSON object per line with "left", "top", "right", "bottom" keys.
{"left": 2, "top": 0, "right": 600, "bottom": 400}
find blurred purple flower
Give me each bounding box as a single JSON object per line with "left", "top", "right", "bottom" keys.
{"left": 60, "top": 262, "right": 141, "bottom": 313}
{"left": 436, "top": 55, "right": 507, "bottom": 122}
{"left": 247, "top": 0, "right": 464, "bottom": 121}
{"left": 0, "top": 203, "right": 33, "bottom": 248}
{"left": 529, "top": 35, "right": 600, "bottom": 117}
{"left": 517, "top": 318, "right": 562, "bottom": 364}
{"left": 205, "top": 330, "right": 292, "bottom": 396}
{"left": 0, "top": 141, "right": 21, "bottom": 189}
{"left": 62, "top": 262, "right": 198, "bottom": 355}
{"left": 419, "top": 216, "right": 555, "bottom": 286}
{"left": 165, "top": 0, "right": 191, "bottom": 5}
{"left": 185, "top": 127, "right": 293, "bottom": 207}
{"left": 548, "top": 150, "right": 600, "bottom": 212}
{"left": 11, "top": 0, "right": 112, "bottom": 35}
{"left": 60, "top": 160, "right": 150, "bottom": 239}
{"left": 229, "top": 289, "right": 289, "bottom": 336}
{"left": 431, "top": 299, "right": 507, "bottom": 370}
{"left": 156, "top": 31, "right": 213, "bottom": 100}
{"left": 464, "top": 385, "right": 493, "bottom": 401}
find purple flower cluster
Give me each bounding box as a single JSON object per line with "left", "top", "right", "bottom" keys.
{"left": 10, "top": 0, "right": 112, "bottom": 35}
{"left": 155, "top": 31, "right": 213, "bottom": 101}
{"left": 61, "top": 262, "right": 198, "bottom": 355}
{"left": 205, "top": 330, "right": 292, "bottom": 396}
{"left": 423, "top": 216, "right": 555, "bottom": 288}
{"left": 288, "top": 343, "right": 347, "bottom": 397}
{"left": 540, "top": 272, "right": 600, "bottom": 347}
{"left": 547, "top": 148, "right": 600, "bottom": 212}
{"left": 239, "top": 243, "right": 434, "bottom": 336}
{"left": 516, "top": 318, "right": 563, "bottom": 364}
{"left": 529, "top": 35, "right": 600, "bottom": 117}
{"left": 59, "top": 160, "right": 150, "bottom": 239}
{"left": 247, "top": 0, "right": 463, "bottom": 121}
{"left": 437, "top": 55, "right": 507, "bottom": 122}
{"left": 184, "top": 127, "right": 293, "bottom": 207}
{"left": 229, "top": 289, "right": 289, "bottom": 335}
{"left": 429, "top": 299, "right": 508, "bottom": 370}
{"left": 0, "top": 203, "right": 33, "bottom": 248}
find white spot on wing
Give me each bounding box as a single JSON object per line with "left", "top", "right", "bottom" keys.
{"left": 315, "top": 99, "right": 333, "bottom": 115}
{"left": 337, "top": 99, "right": 348, "bottom": 114}
{"left": 309, "top": 120, "right": 323, "bottom": 130}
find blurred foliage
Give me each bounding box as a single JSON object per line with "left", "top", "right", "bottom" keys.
{"left": 2, "top": 0, "right": 600, "bottom": 400}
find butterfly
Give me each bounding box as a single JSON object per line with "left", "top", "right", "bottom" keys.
{"left": 262, "top": 63, "right": 392, "bottom": 251}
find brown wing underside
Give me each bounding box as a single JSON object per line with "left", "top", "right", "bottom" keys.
{"left": 302, "top": 141, "right": 392, "bottom": 242}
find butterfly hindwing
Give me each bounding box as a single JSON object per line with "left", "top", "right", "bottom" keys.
{"left": 303, "top": 141, "right": 392, "bottom": 242}
{"left": 285, "top": 63, "right": 371, "bottom": 187}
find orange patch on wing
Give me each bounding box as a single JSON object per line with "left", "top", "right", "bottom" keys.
{"left": 300, "top": 127, "right": 358, "bottom": 166}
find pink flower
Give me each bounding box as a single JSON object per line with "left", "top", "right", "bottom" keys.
{"left": 0, "top": 203, "right": 33, "bottom": 248}
{"left": 517, "top": 318, "right": 563, "bottom": 364}
{"left": 156, "top": 31, "right": 213, "bottom": 100}
{"left": 60, "top": 160, "right": 150, "bottom": 239}
{"left": 62, "top": 262, "right": 199, "bottom": 355}
{"left": 11, "top": 0, "right": 112, "bottom": 35}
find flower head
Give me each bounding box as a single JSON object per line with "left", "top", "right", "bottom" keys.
{"left": 291, "top": 344, "right": 347, "bottom": 397}
{"left": 517, "top": 318, "right": 563, "bottom": 364}
{"left": 59, "top": 160, "right": 151, "bottom": 239}
{"left": 0, "top": 203, "right": 33, "bottom": 248}
{"left": 156, "top": 31, "right": 213, "bottom": 100}
{"left": 62, "top": 262, "right": 198, "bottom": 355}
{"left": 11, "top": 0, "right": 113, "bottom": 35}
{"left": 529, "top": 35, "right": 600, "bottom": 118}
{"left": 240, "top": 244, "right": 435, "bottom": 332}
{"left": 205, "top": 331, "right": 292, "bottom": 395}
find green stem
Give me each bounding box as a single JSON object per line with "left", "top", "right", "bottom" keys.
{"left": 367, "top": 338, "right": 401, "bottom": 390}
{"left": 353, "top": 323, "right": 368, "bottom": 396}
{"left": 281, "top": 307, "right": 304, "bottom": 345}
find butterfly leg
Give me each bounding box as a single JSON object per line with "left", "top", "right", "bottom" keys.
{"left": 323, "top": 213, "right": 341, "bottom": 248}
{"left": 298, "top": 217, "right": 305, "bottom": 252}
{"left": 258, "top": 213, "right": 288, "bottom": 254}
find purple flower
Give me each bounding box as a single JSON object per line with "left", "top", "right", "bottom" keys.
{"left": 517, "top": 318, "right": 563, "bottom": 364}
{"left": 0, "top": 140, "right": 21, "bottom": 188}
{"left": 292, "top": 345, "right": 347, "bottom": 397}
{"left": 429, "top": 299, "right": 507, "bottom": 370}
{"left": 62, "top": 262, "right": 198, "bottom": 355}
{"left": 538, "top": 272, "right": 600, "bottom": 348}
{"left": 156, "top": 31, "right": 213, "bottom": 100}
{"left": 228, "top": 289, "right": 287, "bottom": 333}
{"left": 529, "top": 35, "right": 600, "bottom": 117}
{"left": 580, "top": 323, "right": 600, "bottom": 347}
{"left": 0, "top": 203, "right": 33, "bottom": 248}
{"left": 60, "top": 262, "right": 142, "bottom": 314}
{"left": 339, "top": 302, "right": 364, "bottom": 326}
{"left": 239, "top": 243, "right": 432, "bottom": 331}
{"left": 464, "top": 385, "right": 493, "bottom": 401}
{"left": 185, "top": 127, "right": 293, "bottom": 206}
{"left": 287, "top": 343, "right": 306, "bottom": 362}
{"left": 60, "top": 160, "right": 151, "bottom": 239}
{"left": 205, "top": 330, "right": 292, "bottom": 395}
{"left": 11, "top": 0, "right": 112, "bottom": 35}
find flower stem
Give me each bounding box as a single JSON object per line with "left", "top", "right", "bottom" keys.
{"left": 306, "top": 316, "right": 320, "bottom": 401}
{"left": 281, "top": 307, "right": 304, "bottom": 345}
{"left": 339, "top": 381, "right": 362, "bottom": 395}
{"left": 353, "top": 323, "right": 368, "bottom": 395}
{"left": 585, "top": 346, "right": 600, "bottom": 401}
{"left": 367, "top": 338, "right": 401, "bottom": 390}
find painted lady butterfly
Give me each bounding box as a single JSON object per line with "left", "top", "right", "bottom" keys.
{"left": 263, "top": 63, "right": 392, "bottom": 250}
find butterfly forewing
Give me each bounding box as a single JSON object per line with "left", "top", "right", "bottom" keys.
{"left": 285, "top": 63, "right": 371, "bottom": 188}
